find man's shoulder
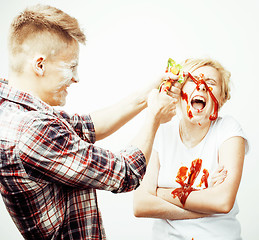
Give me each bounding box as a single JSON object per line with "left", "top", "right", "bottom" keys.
{"left": 1, "top": 100, "right": 59, "bottom": 132}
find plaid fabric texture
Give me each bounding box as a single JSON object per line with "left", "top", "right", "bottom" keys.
{"left": 0, "top": 79, "right": 146, "bottom": 239}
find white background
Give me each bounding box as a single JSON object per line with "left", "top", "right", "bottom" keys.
{"left": 1, "top": 0, "right": 259, "bottom": 239}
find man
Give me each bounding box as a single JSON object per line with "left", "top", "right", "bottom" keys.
{"left": 0, "top": 4, "right": 180, "bottom": 239}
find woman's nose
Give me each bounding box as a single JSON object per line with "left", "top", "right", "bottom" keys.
{"left": 71, "top": 72, "right": 79, "bottom": 83}
{"left": 198, "top": 83, "right": 206, "bottom": 91}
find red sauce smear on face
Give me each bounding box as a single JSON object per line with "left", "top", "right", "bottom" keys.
{"left": 171, "top": 159, "right": 209, "bottom": 206}
{"left": 187, "top": 105, "right": 193, "bottom": 119}
{"left": 186, "top": 72, "right": 219, "bottom": 121}
{"left": 182, "top": 92, "right": 193, "bottom": 119}
{"left": 181, "top": 91, "right": 188, "bottom": 103}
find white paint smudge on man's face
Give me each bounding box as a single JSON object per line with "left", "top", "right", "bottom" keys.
{"left": 51, "top": 59, "right": 79, "bottom": 105}
{"left": 57, "top": 59, "right": 79, "bottom": 89}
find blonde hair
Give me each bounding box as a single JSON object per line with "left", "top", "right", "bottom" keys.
{"left": 8, "top": 4, "right": 86, "bottom": 72}
{"left": 182, "top": 58, "right": 231, "bottom": 106}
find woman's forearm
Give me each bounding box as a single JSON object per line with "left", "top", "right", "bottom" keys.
{"left": 134, "top": 188, "right": 209, "bottom": 220}
{"left": 157, "top": 185, "right": 235, "bottom": 214}
{"left": 156, "top": 137, "right": 245, "bottom": 214}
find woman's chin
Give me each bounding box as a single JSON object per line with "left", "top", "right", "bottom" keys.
{"left": 188, "top": 111, "right": 211, "bottom": 126}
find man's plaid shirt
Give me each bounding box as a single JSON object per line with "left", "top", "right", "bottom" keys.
{"left": 0, "top": 79, "right": 146, "bottom": 239}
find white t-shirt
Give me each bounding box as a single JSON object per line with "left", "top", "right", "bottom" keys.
{"left": 152, "top": 115, "right": 249, "bottom": 240}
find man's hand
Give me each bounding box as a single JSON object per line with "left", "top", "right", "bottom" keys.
{"left": 147, "top": 77, "right": 181, "bottom": 124}
{"left": 146, "top": 89, "right": 176, "bottom": 124}
{"left": 127, "top": 72, "right": 181, "bottom": 162}
{"left": 138, "top": 72, "right": 181, "bottom": 105}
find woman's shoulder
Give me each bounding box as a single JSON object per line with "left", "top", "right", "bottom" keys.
{"left": 213, "top": 115, "right": 242, "bottom": 130}
{"left": 211, "top": 114, "right": 248, "bottom": 151}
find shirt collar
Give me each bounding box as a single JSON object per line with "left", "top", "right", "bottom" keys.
{"left": 0, "top": 78, "right": 54, "bottom": 114}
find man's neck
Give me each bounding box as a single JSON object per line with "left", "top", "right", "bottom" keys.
{"left": 8, "top": 71, "right": 39, "bottom": 96}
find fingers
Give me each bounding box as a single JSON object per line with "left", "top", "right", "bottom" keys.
{"left": 210, "top": 165, "right": 228, "bottom": 187}
{"left": 160, "top": 95, "right": 177, "bottom": 123}
{"left": 162, "top": 72, "right": 179, "bottom": 82}
{"left": 147, "top": 89, "right": 178, "bottom": 124}
{"left": 165, "top": 82, "right": 181, "bottom": 102}
{"left": 165, "top": 92, "right": 179, "bottom": 103}
{"left": 211, "top": 175, "right": 226, "bottom": 186}
{"left": 167, "top": 84, "right": 181, "bottom": 96}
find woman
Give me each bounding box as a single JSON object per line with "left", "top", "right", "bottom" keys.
{"left": 133, "top": 58, "right": 249, "bottom": 240}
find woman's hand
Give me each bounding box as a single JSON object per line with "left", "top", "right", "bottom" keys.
{"left": 210, "top": 165, "right": 228, "bottom": 187}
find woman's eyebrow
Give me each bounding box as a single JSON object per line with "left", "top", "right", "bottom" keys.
{"left": 192, "top": 75, "right": 216, "bottom": 81}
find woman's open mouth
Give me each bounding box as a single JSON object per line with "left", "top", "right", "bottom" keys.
{"left": 191, "top": 96, "right": 206, "bottom": 111}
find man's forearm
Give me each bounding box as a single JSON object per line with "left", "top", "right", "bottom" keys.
{"left": 130, "top": 89, "right": 177, "bottom": 163}
{"left": 91, "top": 91, "right": 147, "bottom": 141}
{"left": 130, "top": 112, "right": 160, "bottom": 163}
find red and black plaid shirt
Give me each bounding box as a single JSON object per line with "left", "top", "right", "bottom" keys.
{"left": 0, "top": 79, "right": 146, "bottom": 239}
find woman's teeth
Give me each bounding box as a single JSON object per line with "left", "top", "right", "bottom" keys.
{"left": 191, "top": 96, "right": 206, "bottom": 110}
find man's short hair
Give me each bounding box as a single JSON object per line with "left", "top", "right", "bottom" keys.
{"left": 8, "top": 4, "right": 86, "bottom": 72}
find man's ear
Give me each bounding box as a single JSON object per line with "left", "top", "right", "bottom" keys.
{"left": 32, "top": 56, "right": 46, "bottom": 76}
